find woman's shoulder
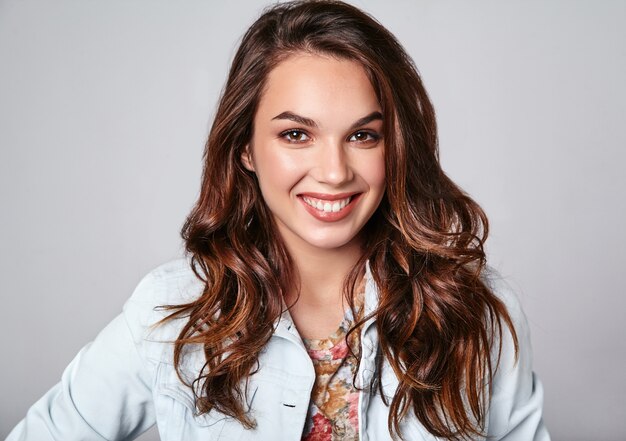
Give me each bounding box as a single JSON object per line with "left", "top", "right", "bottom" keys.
{"left": 480, "top": 267, "right": 532, "bottom": 369}
{"left": 127, "top": 257, "right": 203, "bottom": 304}
{"left": 121, "top": 257, "right": 205, "bottom": 364}
{"left": 481, "top": 266, "right": 527, "bottom": 330}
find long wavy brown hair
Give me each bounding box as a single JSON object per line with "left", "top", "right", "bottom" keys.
{"left": 161, "top": 1, "right": 518, "bottom": 439}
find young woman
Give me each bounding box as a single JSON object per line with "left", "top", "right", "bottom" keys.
{"left": 8, "top": 1, "right": 550, "bottom": 440}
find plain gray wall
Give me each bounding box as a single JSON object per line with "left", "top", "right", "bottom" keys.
{"left": 1, "top": 1, "right": 625, "bottom": 440}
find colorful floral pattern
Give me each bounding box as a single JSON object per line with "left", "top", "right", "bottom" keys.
{"left": 301, "top": 277, "right": 365, "bottom": 441}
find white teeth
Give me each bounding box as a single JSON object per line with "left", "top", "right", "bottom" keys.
{"left": 302, "top": 196, "right": 353, "bottom": 213}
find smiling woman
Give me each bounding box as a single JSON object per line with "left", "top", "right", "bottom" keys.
{"left": 241, "top": 53, "right": 387, "bottom": 341}
{"left": 242, "top": 53, "right": 386, "bottom": 256}
{"left": 7, "top": 1, "right": 550, "bottom": 441}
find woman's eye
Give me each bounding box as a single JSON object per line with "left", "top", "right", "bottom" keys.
{"left": 281, "top": 130, "right": 310, "bottom": 143}
{"left": 349, "top": 131, "right": 379, "bottom": 143}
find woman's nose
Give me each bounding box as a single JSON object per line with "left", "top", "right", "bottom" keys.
{"left": 313, "top": 141, "right": 354, "bottom": 185}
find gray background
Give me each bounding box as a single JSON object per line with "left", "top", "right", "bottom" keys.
{"left": 1, "top": 1, "right": 624, "bottom": 440}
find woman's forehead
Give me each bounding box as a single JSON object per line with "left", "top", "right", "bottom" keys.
{"left": 255, "top": 53, "right": 381, "bottom": 129}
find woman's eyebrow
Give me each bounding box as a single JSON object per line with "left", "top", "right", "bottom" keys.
{"left": 272, "top": 111, "right": 318, "bottom": 127}
{"left": 350, "top": 111, "right": 383, "bottom": 129}
{"left": 271, "top": 110, "right": 383, "bottom": 129}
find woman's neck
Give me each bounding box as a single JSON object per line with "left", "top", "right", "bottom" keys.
{"left": 285, "top": 236, "right": 361, "bottom": 299}
{"left": 281, "top": 235, "right": 364, "bottom": 339}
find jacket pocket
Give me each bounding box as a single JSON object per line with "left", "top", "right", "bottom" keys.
{"left": 154, "top": 362, "right": 257, "bottom": 440}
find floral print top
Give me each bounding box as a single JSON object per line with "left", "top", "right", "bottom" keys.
{"left": 300, "top": 277, "right": 365, "bottom": 441}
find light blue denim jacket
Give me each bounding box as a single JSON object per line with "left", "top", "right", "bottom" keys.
{"left": 7, "top": 259, "right": 550, "bottom": 440}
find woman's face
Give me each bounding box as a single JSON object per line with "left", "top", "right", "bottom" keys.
{"left": 243, "top": 52, "right": 385, "bottom": 255}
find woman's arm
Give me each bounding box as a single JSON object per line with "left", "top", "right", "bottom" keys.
{"left": 487, "top": 276, "right": 551, "bottom": 440}
{"left": 6, "top": 274, "right": 163, "bottom": 441}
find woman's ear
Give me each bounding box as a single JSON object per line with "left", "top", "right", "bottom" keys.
{"left": 241, "top": 145, "right": 255, "bottom": 172}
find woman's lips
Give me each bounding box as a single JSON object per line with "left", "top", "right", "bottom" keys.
{"left": 297, "top": 193, "right": 362, "bottom": 222}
